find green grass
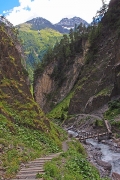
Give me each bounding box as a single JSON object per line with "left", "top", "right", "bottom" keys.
{"left": 18, "top": 26, "right": 62, "bottom": 82}
{"left": 0, "top": 113, "right": 65, "bottom": 179}
{"left": 104, "top": 99, "right": 120, "bottom": 134}
{"left": 0, "top": 74, "right": 65, "bottom": 179}
{"left": 0, "top": 23, "right": 65, "bottom": 179}
{"left": 0, "top": 86, "right": 67, "bottom": 178}
{"left": 96, "top": 86, "right": 113, "bottom": 97}
{"left": 47, "top": 91, "right": 74, "bottom": 121}
{"left": 104, "top": 99, "right": 120, "bottom": 120}
{"left": 41, "top": 140, "right": 109, "bottom": 180}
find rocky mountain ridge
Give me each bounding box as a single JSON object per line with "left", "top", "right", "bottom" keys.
{"left": 34, "top": 37, "right": 89, "bottom": 113}
{"left": 22, "top": 16, "right": 88, "bottom": 33}
{"left": 17, "top": 16, "right": 88, "bottom": 82}
{"left": 55, "top": 16, "right": 88, "bottom": 30}
{"left": 69, "top": 0, "right": 120, "bottom": 114}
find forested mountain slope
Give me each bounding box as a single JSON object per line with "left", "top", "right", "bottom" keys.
{"left": 0, "top": 20, "right": 105, "bottom": 180}
{"left": 17, "top": 23, "right": 62, "bottom": 82}
{"left": 34, "top": 0, "right": 120, "bottom": 122}
{"left": 69, "top": 0, "right": 120, "bottom": 114}
{"left": 33, "top": 26, "right": 89, "bottom": 113}
{"left": 17, "top": 16, "right": 88, "bottom": 82}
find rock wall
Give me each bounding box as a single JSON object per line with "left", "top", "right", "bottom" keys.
{"left": 34, "top": 0, "right": 120, "bottom": 115}
{"left": 34, "top": 54, "right": 85, "bottom": 113}
{"left": 0, "top": 23, "right": 50, "bottom": 131}
{"left": 68, "top": 0, "right": 120, "bottom": 114}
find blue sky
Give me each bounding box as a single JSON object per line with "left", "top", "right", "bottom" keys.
{"left": 0, "top": 0, "right": 19, "bottom": 14}
{"left": 0, "top": 0, "right": 110, "bottom": 25}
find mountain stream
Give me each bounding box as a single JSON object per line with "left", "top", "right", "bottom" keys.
{"left": 68, "top": 130, "right": 120, "bottom": 179}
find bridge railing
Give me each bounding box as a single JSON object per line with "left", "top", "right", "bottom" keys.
{"left": 78, "top": 131, "right": 111, "bottom": 141}
{"left": 104, "top": 120, "right": 112, "bottom": 134}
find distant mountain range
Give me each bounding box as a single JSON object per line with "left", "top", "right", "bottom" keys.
{"left": 25, "top": 16, "right": 89, "bottom": 33}
{"left": 17, "top": 16, "right": 89, "bottom": 81}
{"left": 55, "top": 17, "right": 88, "bottom": 31}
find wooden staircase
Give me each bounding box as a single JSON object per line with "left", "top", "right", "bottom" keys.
{"left": 13, "top": 152, "right": 61, "bottom": 179}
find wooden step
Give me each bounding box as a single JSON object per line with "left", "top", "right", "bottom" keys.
{"left": 24, "top": 161, "right": 45, "bottom": 165}
{"left": 32, "top": 157, "right": 53, "bottom": 163}
{"left": 36, "top": 153, "right": 61, "bottom": 159}
{"left": 19, "top": 169, "right": 44, "bottom": 174}
{"left": 24, "top": 163, "right": 45, "bottom": 168}
{"left": 13, "top": 179, "right": 43, "bottom": 180}
{"left": 20, "top": 167, "right": 44, "bottom": 171}
{"left": 16, "top": 172, "right": 45, "bottom": 178}
{"left": 15, "top": 152, "right": 62, "bottom": 179}
{"left": 25, "top": 161, "right": 45, "bottom": 164}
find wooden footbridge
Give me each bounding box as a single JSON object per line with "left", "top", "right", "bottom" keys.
{"left": 78, "top": 120, "right": 112, "bottom": 141}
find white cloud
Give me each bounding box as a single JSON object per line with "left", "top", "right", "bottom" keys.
{"left": 5, "top": 0, "right": 110, "bottom": 26}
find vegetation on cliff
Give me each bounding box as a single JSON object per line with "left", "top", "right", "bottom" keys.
{"left": 68, "top": 0, "right": 120, "bottom": 115}
{"left": 33, "top": 24, "right": 90, "bottom": 113}
{"left": 40, "top": 140, "right": 109, "bottom": 180}
{"left": 34, "top": 23, "right": 89, "bottom": 80}
{"left": 0, "top": 22, "right": 65, "bottom": 179}
{"left": 104, "top": 99, "right": 120, "bottom": 136}
{"left": 18, "top": 23, "right": 62, "bottom": 82}
{"left": 34, "top": 0, "right": 120, "bottom": 130}
{"left": 1, "top": 0, "right": 120, "bottom": 178}
{"left": 0, "top": 19, "right": 110, "bottom": 180}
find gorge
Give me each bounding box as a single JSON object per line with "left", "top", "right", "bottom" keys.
{"left": 0, "top": 0, "right": 120, "bottom": 179}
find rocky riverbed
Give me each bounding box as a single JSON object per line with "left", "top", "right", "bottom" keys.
{"left": 67, "top": 129, "right": 120, "bottom": 179}
{"left": 64, "top": 113, "right": 120, "bottom": 179}
{"left": 84, "top": 138, "right": 120, "bottom": 179}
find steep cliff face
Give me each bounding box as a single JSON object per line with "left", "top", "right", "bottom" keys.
{"left": 34, "top": 39, "right": 88, "bottom": 113}
{"left": 34, "top": 0, "right": 120, "bottom": 117}
{"left": 0, "top": 22, "right": 63, "bottom": 179}
{"left": 69, "top": 0, "right": 120, "bottom": 114}
{"left": 0, "top": 23, "right": 50, "bottom": 130}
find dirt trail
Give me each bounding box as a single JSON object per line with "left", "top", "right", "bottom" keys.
{"left": 62, "top": 138, "right": 71, "bottom": 152}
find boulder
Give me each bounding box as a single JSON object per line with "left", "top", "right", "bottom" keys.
{"left": 96, "top": 158, "right": 112, "bottom": 171}
{"left": 112, "top": 172, "right": 120, "bottom": 180}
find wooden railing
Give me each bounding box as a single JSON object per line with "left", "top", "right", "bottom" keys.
{"left": 78, "top": 119, "right": 112, "bottom": 141}
{"left": 78, "top": 131, "right": 111, "bottom": 141}
{"left": 104, "top": 120, "right": 112, "bottom": 134}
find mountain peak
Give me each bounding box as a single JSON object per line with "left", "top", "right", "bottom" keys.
{"left": 19, "top": 16, "right": 88, "bottom": 33}
{"left": 26, "top": 17, "right": 54, "bottom": 30}
{"left": 27, "top": 17, "right": 52, "bottom": 24}
{"left": 55, "top": 16, "right": 89, "bottom": 30}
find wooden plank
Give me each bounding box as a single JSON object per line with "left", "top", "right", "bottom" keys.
{"left": 20, "top": 167, "right": 43, "bottom": 171}
{"left": 104, "top": 120, "right": 112, "bottom": 133}
{"left": 79, "top": 131, "right": 110, "bottom": 140}
{"left": 19, "top": 169, "right": 44, "bottom": 174}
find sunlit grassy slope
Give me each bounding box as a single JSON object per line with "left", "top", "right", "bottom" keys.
{"left": 0, "top": 23, "right": 65, "bottom": 179}
{"left": 18, "top": 23, "right": 62, "bottom": 81}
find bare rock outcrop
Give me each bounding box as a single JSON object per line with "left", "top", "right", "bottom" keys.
{"left": 34, "top": 53, "right": 85, "bottom": 113}
{"left": 68, "top": 0, "right": 120, "bottom": 115}
{"left": 34, "top": 0, "right": 120, "bottom": 115}
{"left": 112, "top": 172, "right": 120, "bottom": 180}
{"left": 96, "top": 158, "right": 112, "bottom": 171}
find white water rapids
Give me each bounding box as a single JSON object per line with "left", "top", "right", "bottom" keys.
{"left": 68, "top": 130, "right": 120, "bottom": 175}
{"left": 87, "top": 139, "right": 120, "bottom": 175}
